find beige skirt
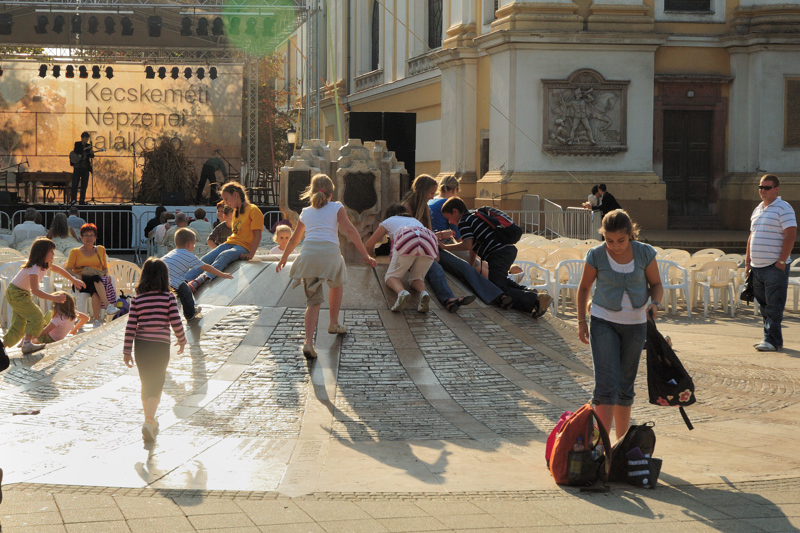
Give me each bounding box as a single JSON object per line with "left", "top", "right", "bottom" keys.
{"left": 289, "top": 241, "right": 347, "bottom": 292}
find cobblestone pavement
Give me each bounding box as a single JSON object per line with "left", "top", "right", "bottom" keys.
{"left": 1, "top": 260, "right": 800, "bottom": 531}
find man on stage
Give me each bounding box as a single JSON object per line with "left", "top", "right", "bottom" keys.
{"left": 195, "top": 156, "right": 228, "bottom": 205}
{"left": 71, "top": 131, "right": 95, "bottom": 205}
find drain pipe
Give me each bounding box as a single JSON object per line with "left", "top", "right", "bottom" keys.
{"left": 345, "top": 0, "right": 351, "bottom": 113}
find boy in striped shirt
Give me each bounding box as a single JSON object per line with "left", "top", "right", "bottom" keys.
{"left": 162, "top": 228, "right": 233, "bottom": 321}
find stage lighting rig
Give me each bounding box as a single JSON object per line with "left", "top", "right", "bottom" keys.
{"left": 245, "top": 18, "right": 256, "bottom": 36}
{"left": 212, "top": 17, "right": 224, "bottom": 36}
{"left": 79, "top": 65, "right": 88, "bottom": 79}
{"left": 228, "top": 17, "right": 241, "bottom": 35}
{"left": 121, "top": 16, "right": 133, "bottom": 36}
{"left": 71, "top": 14, "right": 81, "bottom": 34}
{"left": 104, "top": 16, "right": 115, "bottom": 35}
{"left": 0, "top": 13, "right": 12, "bottom": 36}
{"left": 171, "top": 67, "right": 179, "bottom": 80}
{"left": 92, "top": 65, "right": 101, "bottom": 79}
{"left": 66, "top": 65, "right": 74, "bottom": 78}
{"left": 87, "top": 16, "right": 98, "bottom": 34}
{"left": 34, "top": 15, "right": 48, "bottom": 34}
{"left": 180, "top": 17, "right": 192, "bottom": 36}
{"left": 145, "top": 66, "right": 155, "bottom": 79}
{"left": 52, "top": 65, "right": 61, "bottom": 78}
{"left": 38, "top": 64, "right": 47, "bottom": 78}
{"left": 196, "top": 67, "right": 205, "bottom": 80}
{"left": 184, "top": 67, "right": 192, "bottom": 79}
{"left": 148, "top": 16, "right": 161, "bottom": 37}
{"left": 196, "top": 17, "right": 208, "bottom": 36}
{"left": 52, "top": 15, "right": 65, "bottom": 34}
{"left": 209, "top": 67, "right": 218, "bottom": 80}
{"left": 105, "top": 67, "right": 114, "bottom": 79}
{"left": 158, "top": 67, "right": 166, "bottom": 80}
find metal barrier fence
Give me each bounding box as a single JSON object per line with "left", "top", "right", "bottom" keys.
{"left": 12, "top": 209, "right": 139, "bottom": 256}
{"left": 0, "top": 211, "right": 11, "bottom": 231}
{"left": 541, "top": 200, "right": 596, "bottom": 240}
{"left": 503, "top": 210, "right": 542, "bottom": 235}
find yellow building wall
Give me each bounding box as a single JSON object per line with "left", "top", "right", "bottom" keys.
{"left": 654, "top": 47, "right": 731, "bottom": 77}
{"left": 475, "top": 55, "right": 492, "bottom": 178}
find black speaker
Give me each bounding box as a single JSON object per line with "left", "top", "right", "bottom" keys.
{"left": 347, "top": 112, "right": 383, "bottom": 143}
{"left": 347, "top": 111, "right": 416, "bottom": 178}
{"left": 161, "top": 191, "right": 185, "bottom": 205}
{"left": 0, "top": 191, "right": 10, "bottom": 204}
{"left": 382, "top": 112, "right": 417, "bottom": 150}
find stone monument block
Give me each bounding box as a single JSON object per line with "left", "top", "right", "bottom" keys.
{"left": 336, "top": 139, "right": 382, "bottom": 262}
{"left": 279, "top": 150, "right": 321, "bottom": 229}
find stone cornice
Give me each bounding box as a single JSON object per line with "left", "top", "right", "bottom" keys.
{"left": 474, "top": 31, "right": 666, "bottom": 54}
{"left": 490, "top": 1, "right": 583, "bottom": 32}
{"left": 732, "top": 4, "right": 800, "bottom": 35}
{"left": 655, "top": 74, "right": 734, "bottom": 84}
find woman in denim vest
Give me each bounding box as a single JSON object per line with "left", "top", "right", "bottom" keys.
{"left": 577, "top": 210, "right": 663, "bottom": 440}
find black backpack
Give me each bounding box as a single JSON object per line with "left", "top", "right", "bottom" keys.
{"left": 474, "top": 206, "right": 523, "bottom": 245}
{"left": 646, "top": 317, "right": 696, "bottom": 430}
{"left": 608, "top": 422, "right": 656, "bottom": 482}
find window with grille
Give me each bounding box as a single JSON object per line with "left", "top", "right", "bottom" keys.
{"left": 665, "top": 0, "right": 711, "bottom": 11}
{"left": 428, "top": 0, "right": 442, "bottom": 50}
{"left": 371, "top": 2, "right": 379, "bottom": 71}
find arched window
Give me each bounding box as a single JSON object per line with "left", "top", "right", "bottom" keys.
{"left": 428, "top": 0, "right": 442, "bottom": 49}
{"left": 371, "top": 1, "right": 380, "bottom": 71}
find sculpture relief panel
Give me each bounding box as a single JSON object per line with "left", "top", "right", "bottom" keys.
{"left": 543, "top": 69, "right": 629, "bottom": 155}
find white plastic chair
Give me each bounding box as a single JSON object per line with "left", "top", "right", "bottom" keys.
{"left": 692, "top": 248, "right": 724, "bottom": 259}
{"left": 0, "top": 261, "right": 24, "bottom": 328}
{"left": 515, "top": 260, "right": 552, "bottom": 296}
{"left": 788, "top": 257, "right": 800, "bottom": 311}
{"left": 695, "top": 261, "right": 738, "bottom": 317}
{"left": 517, "top": 247, "right": 547, "bottom": 264}
{"left": 656, "top": 259, "right": 691, "bottom": 317}
{"left": 108, "top": 260, "right": 142, "bottom": 298}
{"left": 717, "top": 253, "right": 744, "bottom": 268}
{"left": 552, "top": 259, "right": 586, "bottom": 315}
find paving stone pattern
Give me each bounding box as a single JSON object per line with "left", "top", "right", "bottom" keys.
{"left": 406, "top": 311, "right": 562, "bottom": 436}
{"left": 333, "top": 310, "right": 466, "bottom": 441}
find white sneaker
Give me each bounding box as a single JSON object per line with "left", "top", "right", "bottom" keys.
{"left": 417, "top": 291, "right": 431, "bottom": 313}
{"left": 93, "top": 320, "right": 101, "bottom": 328}
{"left": 21, "top": 342, "right": 45, "bottom": 354}
{"left": 106, "top": 304, "right": 118, "bottom": 315}
{"left": 391, "top": 290, "right": 410, "bottom": 312}
{"left": 755, "top": 341, "right": 776, "bottom": 352}
{"left": 142, "top": 420, "right": 156, "bottom": 442}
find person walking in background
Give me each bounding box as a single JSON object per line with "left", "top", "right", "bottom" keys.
{"left": 746, "top": 174, "right": 797, "bottom": 352}
{"left": 5, "top": 238, "right": 85, "bottom": 354}
{"left": 195, "top": 156, "right": 228, "bottom": 204}
{"left": 576, "top": 210, "right": 662, "bottom": 440}
{"left": 123, "top": 258, "right": 186, "bottom": 443}
{"left": 70, "top": 131, "right": 95, "bottom": 205}
{"left": 276, "top": 174, "right": 376, "bottom": 360}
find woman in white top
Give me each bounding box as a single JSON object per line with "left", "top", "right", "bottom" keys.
{"left": 276, "top": 174, "right": 376, "bottom": 360}
{"left": 576, "top": 210, "right": 662, "bottom": 440}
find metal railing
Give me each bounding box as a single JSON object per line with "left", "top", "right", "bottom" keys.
{"left": 541, "top": 200, "right": 597, "bottom": 240}
{"left": 12, "top": 209, "right": 139, "bottom": 256}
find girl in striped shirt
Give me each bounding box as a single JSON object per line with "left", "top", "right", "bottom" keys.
{"left": 123, "top": 258, "right": 186, "bottom": 442}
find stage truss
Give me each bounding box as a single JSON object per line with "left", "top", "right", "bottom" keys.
{"left": 0, "top": 0, "right": 311, "bottom": 189}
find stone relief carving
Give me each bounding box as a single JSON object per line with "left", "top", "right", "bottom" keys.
{"left": 543, "top": 69, "right": 629, "bottom": 155}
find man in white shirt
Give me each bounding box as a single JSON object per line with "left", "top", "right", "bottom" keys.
{"left": 746, "top": 174, "right": 797, "bottom": 352}
{"left": 11, "top": 208, "right": 47, "bottom": 249}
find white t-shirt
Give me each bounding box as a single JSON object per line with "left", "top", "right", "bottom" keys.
{"left": 269, "top": 245, "right": 285, "bottom": 255}
{"left": 47, "top": 314, "right": 74, "bottom": 342}
{"left": 590, "top": 251, "right": 648, "bottom": 325}
{"left": 299, "top": 201, "right": 342, "bottom": 245}
{"left": 750, "top": 197, "right": 796, "bottom": 268}
{"left": 380, "top": 215, "right": 424, "bottom": 240}
{"left": 10, "top": 265, "right": 46, "bottom": 291}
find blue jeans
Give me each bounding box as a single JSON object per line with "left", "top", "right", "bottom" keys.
{"left": 425, "top": 260, "right": 455, "bottom": 304}
{"left": 486, "top": 246, "right": 538, "bottom": 313}
{"left": 175, "top": 282, "right": 197, "bottom": 320}
{"left": 438, "top": 249, "right": 503, "bottom": 304}
{"left": 184, "top": 243, "right": 248, "bottom": 281}
{"left": 589, "top": 316, "right": 646, "bottom": 407}
{"left": 753, "top": 263, "right": 790, "bottom": 348}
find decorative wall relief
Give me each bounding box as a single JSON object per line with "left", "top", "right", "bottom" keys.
{"left": 279, "top": 154, "right": 321, "bottom": 228}
{"left": 543, "top": 69, "right": 629, "bottom": 155}
{"left": 336, "top": 139, "right": 382, "bottom": 262}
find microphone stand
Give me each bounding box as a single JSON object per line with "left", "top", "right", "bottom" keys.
{"left": 214, "top": 149, "right": 240, "bottom": 181}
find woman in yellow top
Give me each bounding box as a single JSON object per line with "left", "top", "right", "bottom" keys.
{"left": 64, "top": 223, "right": 118, "bottom": 327}
{"left": 185, "top": 181, "right": 262, "bottom": 291}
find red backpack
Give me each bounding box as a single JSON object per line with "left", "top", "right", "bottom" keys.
{"left": 548, "top": 403, "right": 612, "bottom": 486}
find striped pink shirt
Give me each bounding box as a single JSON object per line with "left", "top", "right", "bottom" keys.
{"left": 123, "top": 291, "right": 186, "bottom": 355}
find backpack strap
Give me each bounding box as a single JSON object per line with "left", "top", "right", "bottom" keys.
{"left": 679, "top": 406, "right": 694, "bottom": 431}
{"left": 580, "top": 407, "right": 613, "bottom": 493}
{"left": 473, "top": 208, "right": 496, "bottom": 229}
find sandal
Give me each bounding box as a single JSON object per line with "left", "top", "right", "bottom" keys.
{"left": 328, "top": 324, "right": 347, "bottom": 334}
{"left": 302, "top": 343, "right": 318, "bottom": 359}
{"left": 497, "top": 295, "right": 514, "bottom": 310}
{"left": 445, "top": 295, "right": 476, "bottom": 313}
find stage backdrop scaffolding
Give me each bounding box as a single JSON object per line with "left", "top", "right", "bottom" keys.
{"left": 0, "top": 0, "right": 310, "bottom": 202}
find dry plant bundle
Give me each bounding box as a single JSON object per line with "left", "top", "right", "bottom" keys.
{"left": 136, "top": 137, "right": 197, "bottom": 203}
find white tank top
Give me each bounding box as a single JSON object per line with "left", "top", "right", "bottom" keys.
{"left": 299, "top": 201, "right": 342, "bottom": 245}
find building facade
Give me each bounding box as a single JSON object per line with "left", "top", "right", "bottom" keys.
{"left": 282, "top": 0, "right": 800, "bottom": 230}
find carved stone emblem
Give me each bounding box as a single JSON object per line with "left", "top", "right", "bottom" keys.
{"left": 543, "top": 69, "right": 628, "bottom": 155}
{"left": 342, "top": 172, "right": 378, "bottom": 214}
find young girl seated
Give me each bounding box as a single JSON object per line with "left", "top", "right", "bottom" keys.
{"left": 37, "top": 292, "right": 90, "bottom": 343}
{"left": 365, "top": 203, "right": 439, "bottom": 312}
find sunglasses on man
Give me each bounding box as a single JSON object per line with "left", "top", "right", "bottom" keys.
{"left": 758, "top": 185, "right": 775, "bottom": 191}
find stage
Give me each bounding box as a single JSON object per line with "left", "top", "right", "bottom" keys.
{"left": 0, "top": 202, "right": 282, "bottom": 257}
